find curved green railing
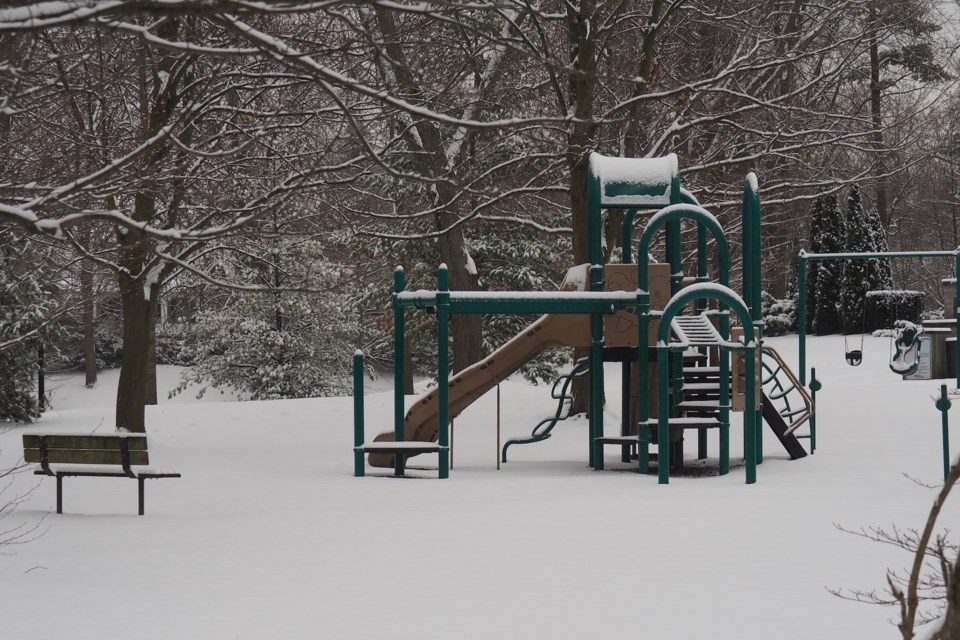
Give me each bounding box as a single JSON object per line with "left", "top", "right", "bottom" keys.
{"left": 501, "top": 358, "right": 590, "bottom": 462}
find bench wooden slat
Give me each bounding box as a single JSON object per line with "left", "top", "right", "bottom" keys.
{"left": 357, "top": 443, "right": 445, "bottom": 456}
{"left": 24, "top": 449, "right": 150, "bottom": 466}
{"left": 23, "top": 433, "right": 178, "bottom": 515}
{"left": 22, "top": 434, "right": 148, "bottom": 451}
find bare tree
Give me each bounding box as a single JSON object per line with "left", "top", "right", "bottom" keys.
{"left": 833, "top": 456, "right": 960, "bottom": 638}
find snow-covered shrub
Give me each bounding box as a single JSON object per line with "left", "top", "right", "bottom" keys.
{"left": 864, "top": 290, "right": 924, "bottom": 332}
{"left": 172, "top": 238, "right": 357, "bottom": 401}
{"left": 761, "top": 290, "right": 797, "bottom": 336}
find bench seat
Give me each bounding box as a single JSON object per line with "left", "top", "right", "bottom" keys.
{"left": 23, "top": 433, "right": 180, "bottom": 515}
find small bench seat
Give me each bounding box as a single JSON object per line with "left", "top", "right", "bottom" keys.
{"left": 23, "top": 433, "right": 180, "bottom": 515}
{"left": 355, "top": 441, "right": 446, "bottom": 456}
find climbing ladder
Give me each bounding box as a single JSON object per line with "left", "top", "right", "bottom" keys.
{"left": 759, "top": 346, "right": 812, "bottom": 459}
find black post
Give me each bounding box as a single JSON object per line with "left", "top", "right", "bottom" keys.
{"left": 37, "top": 342, "right": 45, "bottom": 411}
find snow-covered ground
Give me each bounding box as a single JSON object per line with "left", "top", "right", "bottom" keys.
{"left": 1, "top": 336, "right": 957, "bottom": 639}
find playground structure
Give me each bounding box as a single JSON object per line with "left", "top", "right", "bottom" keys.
{"left": 353, "top": 153, "right": 814, "bottom": 484}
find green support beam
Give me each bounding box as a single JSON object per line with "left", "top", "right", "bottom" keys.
{"left": 353, "top": 351, "right": 365, "bottom": 477}
{"left": 393, "top": 267, "right": 406, "bottom": 476}
{"left": 437, "top": 265, "right": 451, "bottom": 479}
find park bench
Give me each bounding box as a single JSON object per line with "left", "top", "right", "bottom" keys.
{"left": 22, "top": 433, "right": 181, "bottom": 515}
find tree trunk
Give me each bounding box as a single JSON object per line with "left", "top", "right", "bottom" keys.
{"left": 145, "top": 327, "right": 157, "bottom": 405}
{"left": 566, "top": 0, "right": 598, "bottom": 415}
{"left": 434, "top": 211, "right": 482, "bottom": 372}
{"left": 933, "top": 556, "right": 960, "bottom": 639}
{"left": 372, "top": 7, "right": 483, "bottom": 373}
{"left": 869, "top": 6, "right": 889, "bottom": 229}
{"left": 115, "top": 224, "right": 156, "bottom": 432}
{"left": 81, "top": 263, "right": 97, "bottom": 388}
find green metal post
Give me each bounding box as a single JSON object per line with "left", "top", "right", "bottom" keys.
{"left": 353, "top": 351, "right": 365, "bottom": 477}
{"left": 798, "top": 255, "right": 807, "bottom": 386}
{"left": 719, "top": 314, "right": 731, "bottom": 475}
{"left": 658, "top": 349, "right": 671, "bottom": 484}
{"left": 955, "top": 254, "right": 960, "bottom": 389}
{"left": 393, "top": 267, "right": 406, "bottom": 476}
{"left": 745, "top": 177, "right": 764, "bottom": 463}
{"left": 744, "top": 342, "right": 757, "bottom": 484}
{"left": 809, "top": 368, "right": 820, "bottom": 453}
{"left": 590, "top": 264, "right": 604, "bottom": 470}
{"left": 637, "top": 296, "right": 651, "bottom": 475}
{"left": 622, "top": 208, "right": 638, "bottom": 464}
{"left": 621, "top": 364, "right": 632, "bottom": 463}
{"left": 937, "top": 385, "right": 951, "bottom": 482}
{"left": 437, "top": 265, "right": 450, "bottom": 479}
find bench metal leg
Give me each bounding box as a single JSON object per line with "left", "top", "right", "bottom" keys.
{"left": 138, "top": 477, "right": 145, "bottom": 516}
{"left": 56, "top": 474, "right": 63, "bottom": 514}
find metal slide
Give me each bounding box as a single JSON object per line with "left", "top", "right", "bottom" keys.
{"left": 367, "top": 313, "right": 592, "bottom": 467}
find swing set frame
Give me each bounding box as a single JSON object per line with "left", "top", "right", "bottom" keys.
{"left": 797, "top": 249, "right": 960, "bottom": 389}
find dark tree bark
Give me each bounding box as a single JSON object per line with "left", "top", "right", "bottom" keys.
{"left": 869, "top": 4, "right": 890, "bottom": 229}
{"left": 566, "top": 0, "right": 598, "bottom": 415}
{"left": 80, "top": 261, "right": 97, "bottom": 388}
{"left": 116, "top": 214, "right": 159, "bottom": 431}
{"left": 373, "top": 8, "right": 483, "bottom": 373}
{"left": 115, "top": 21, "right": 180, "bottom": 431}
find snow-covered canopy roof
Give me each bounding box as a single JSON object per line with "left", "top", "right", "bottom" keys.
{"left": 589, "top": 153, "right": 679, "bottom": 208}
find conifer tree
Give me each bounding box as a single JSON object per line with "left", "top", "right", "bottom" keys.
{"left": 841, "top": 186, "right": 873, "bottom": 333}
{"left": 0, "top": 232, "right": 57, "bottom": 421}
{"left": 807, "top": 198, "right": 825, "bottom": 333}
{"left": 866, "top": 205, "right": 894, "bottom": 291}
{"left": 813, "top": 195, "right": 846, "bottom": 335}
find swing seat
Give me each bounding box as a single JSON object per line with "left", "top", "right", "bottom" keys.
{"left": 845, "top": 350, "right": 862, "bottom": 366}
{"left": 890, "top": 322, "right": 922, "bottom": 376}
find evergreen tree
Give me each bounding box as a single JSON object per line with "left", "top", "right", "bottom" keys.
{"left": 172, "top": 236, "right": 358, "bottom": 401}
{"left": 865, "top": 205, "right": 894, "bottom": 291}
{"left": 841, "top": 186, "right": 873, "bottom": 333}
{"left": 806, "top": 198, "right": 825, "bottom": 333}
{"left": 0, "top": 232, "right": 57, "bottom": 422}
{"left": 813, "top": 195, "right": 846, "bottom": 335}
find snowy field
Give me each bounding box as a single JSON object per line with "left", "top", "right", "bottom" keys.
{"left": 1, "top": 335, "right": 958, "bottom": 640}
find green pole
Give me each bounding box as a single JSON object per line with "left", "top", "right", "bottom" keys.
{"left": 937, "top": 384, "right": 951, "bottom": 482}
{"left": 622, "top": 208, "right": 638, "bottom": 464}
{"left": 438, "top": 264, "right": 450, "bottom": 479}
{"left": 393, "top": 267, "right": 406, "bottom": 476}
{"left": 798, "top": 255, "right": 807, "bottom": 386}
{"left": 745, "top": 342, "right": 757, "bottom": 484}
{"left": 955, "top": 254, "right": 960, "bottom": 389}
{"left": 809, "top": 368, "right": 821, "bottom": 454}
{"left": 658, "top": 348, "right": 671, "bottom": 485}
{"left": 637, "top": 292, "right": 650, "bottom": 475}
{"left": 745, "top": 176, "right": 764, "bottom": 462}
{"left": 590, "top": 264, "right": 604, "bottom": 470}
{"left": 621, "top": 362, "right": 632, "bottom": 463}
{"left": 353, "top": 351, "right": 365, "bottom": 477}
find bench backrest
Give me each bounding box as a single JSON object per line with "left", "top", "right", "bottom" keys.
{"left": 23, "top": 434, "right": 149, "bottom": 467}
